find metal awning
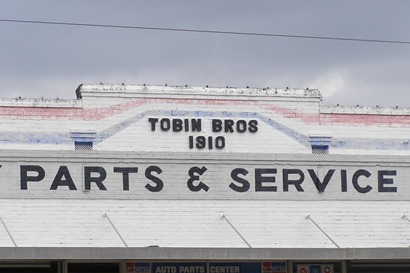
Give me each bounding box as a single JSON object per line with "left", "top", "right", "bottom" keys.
{"left": 0, "top": 199, "right": 408, "bottom": 250}
{"left": 0, "top": 247, "right": 409, "bottom": 261}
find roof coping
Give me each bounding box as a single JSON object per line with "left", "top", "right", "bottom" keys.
{"left": 77, "top": 83, "right": 322, "bottom": 99}
{"left": 321, "top": 104, "right": 410, "bottom": 115}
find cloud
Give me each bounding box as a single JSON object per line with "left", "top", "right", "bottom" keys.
{"left": 309, "top": 72, "right": 346, "bottom": 98}
{"left": 1, "top": 0, "right": 410, "bottom": 108}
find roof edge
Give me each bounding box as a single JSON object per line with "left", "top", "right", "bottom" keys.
{"left": 0, "top": 247, "right": 408, "bottom": 261}
{"left": 77, "top": 84, "right": 322, "bottom": 100}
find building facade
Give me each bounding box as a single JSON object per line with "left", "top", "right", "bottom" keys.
{"left": 0, "top": 84, "right": 409, "bottom": 272}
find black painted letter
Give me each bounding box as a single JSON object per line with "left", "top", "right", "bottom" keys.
{"left": 255, "top": 168, "right": 277, "bottom": 192}
{"left": 308, "top": 169, "right": 335, "bottom": 192}
{"left": 352, "top": 169, "right": 372, "bottom": 193}
{"left": 50, "top": 166, "right": 77, "bottom": 190}
{"left": 114, "top": 167, "right": 138, "bottom": 191}
{"left": 283, "top": 169, "right": 305, "bottom": 192}
{"left": 20, "top": 165, "right": 45, "bottom": 190}
{"left": 229, "top": 168, "right": 250, "bottom": 192}
{"left": 145, "top": 166, "right": 164, "bottom": 192}
{"left": 148, "top": 118, "right": 158, "bottom": 131}
{"left": 248, "top": 120, "right": 258, "bottom": 133}
{"left": 212, "top": 119, "right": 222, "bottom": 132}
{"left": 84, "top": 166, "right": 107, "bottom": 190}
{"left": 378, "top": 170, "right": 397, "bottom": 193}
{"left": 341, "top": 169, "right": 348, "bottom": 192}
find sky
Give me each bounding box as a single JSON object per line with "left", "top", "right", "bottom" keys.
{"left": 1, "top": 1, "right": 410, "bottom": 107}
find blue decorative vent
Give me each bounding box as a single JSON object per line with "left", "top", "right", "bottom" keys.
{"left": 311, "top": 145, "right": 329, "bottom": 154}
{"left": 71, "top": 130, "right": 96, "bottom": 151}
{"left": 309, "top": 135, "right": 331, "bottom": 154}
{"left": 74, "top": 141, "right": 93, "bottom": 151}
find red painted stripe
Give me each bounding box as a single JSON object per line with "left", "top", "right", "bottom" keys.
{"left": 0, "top": 99, "right": 149, "bottom": 120}
{"left": 0, "top": 98, "right": 265, "bottom": 120}
{"left": 0, "top": 98, "right": 409, "bottom": 126}
{"left": 320, "top": 113, "right": 410, "bottom": 125}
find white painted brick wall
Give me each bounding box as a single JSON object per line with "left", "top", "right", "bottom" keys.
{"left": 0, "top": 199, "right": 408, "bottom": 248}
{"left": 0, "top": 85, "right": 408, "bottom": 250}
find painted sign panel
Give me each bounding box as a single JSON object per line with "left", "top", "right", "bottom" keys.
{"left": 95, "top": 114, "right": 312, "bottom": 154}
{"left": 0, "top": 152, "right": 408, "bottom": 200}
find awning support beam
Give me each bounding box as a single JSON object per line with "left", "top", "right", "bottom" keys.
{"left": 306, "top": 214, "right": 340, "bottom": 248}
{"left": 220, "top": 212, "right": 252, "bottom": 248}
{"left": 104, "top": 213, "right": 128, "bottom": 247}
{"left": 402, "top": 213, "right": 410, "bottom": 223}
{"left": 0, "top": 217, "right": 17, "bottom": 247}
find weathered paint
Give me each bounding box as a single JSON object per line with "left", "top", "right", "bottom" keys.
{"left": 0, "top": 84, "right": 409, "bottom": 155}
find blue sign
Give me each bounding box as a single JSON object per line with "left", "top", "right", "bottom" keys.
{"left": 125, "top": 261, "right": 287, "bottom": 273}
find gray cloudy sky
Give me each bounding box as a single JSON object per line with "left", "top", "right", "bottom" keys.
{"left": 1, "top": 1, "right": 410, "bottom": 107}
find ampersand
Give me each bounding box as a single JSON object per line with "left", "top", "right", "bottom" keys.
{"left": 187, "top": 166, "right": 209, "bottom": 192}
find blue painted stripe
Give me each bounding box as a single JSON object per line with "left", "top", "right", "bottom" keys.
{"left": 332, "top": 138, "right": 410, "bottom": 150}
{"left": 0, "top": 132, "right": 71, "bottom": 145}
{"left": 0, "top": 110, "right": 406, "bottom": 151}
{"left": 95, "top": 110, "right": 311, "bottom": 148}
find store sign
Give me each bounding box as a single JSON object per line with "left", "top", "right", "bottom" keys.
{"left": 15, "top": 164, "right": 399, "bottom": 197}
{"left": 148, "top": 118, "right": 258, "bottom": 150}
{"left": 125, "top": 262, "right": 286, "bottom": 273}
{"left": 0, "top": 153, "right": 407, "bottom": 200}
{"left": 17, "top": 164, "right": 397, "bottom": 193}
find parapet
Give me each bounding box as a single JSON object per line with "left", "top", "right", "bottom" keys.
{"left": 76, "top": 83, "right": 321, "bottom": 101}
